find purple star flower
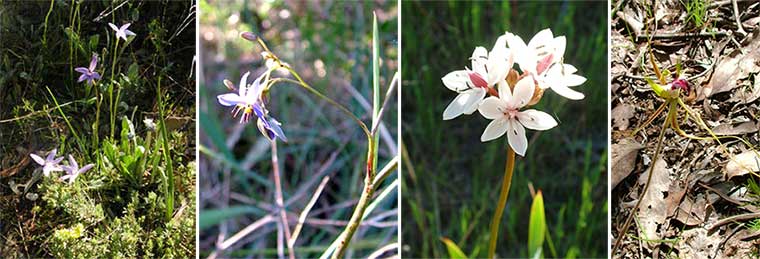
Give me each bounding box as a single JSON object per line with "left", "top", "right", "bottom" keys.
{"left": 29, "top": 148, "right": 64, "bottom": 177}
{"left": 217, "top": 71, "right": 287, "bottom": 142}
{"left": 75, "top": 54, "right": 101, "bottom": 85}
{"left": 60, "top": 155, "right": 94, "bottom": 184}
{"left": 108, "top": 22, "right": 136, "bottom": 41}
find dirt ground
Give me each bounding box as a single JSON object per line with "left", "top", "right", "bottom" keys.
{"left": 610, "top": 0, "right": 760, "bottom": 258}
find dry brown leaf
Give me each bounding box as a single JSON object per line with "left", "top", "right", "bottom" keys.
{"left": 706, "top": 32, "right": 760, "bottom": 98}
{"left": 637, "top": 157, "right": 674, "bottom": 243}
{"left": 612, "top": 104, "right": 636, "bottom": 130}
{"left": 611, "top": 138, "right": 644, "bottom": 189}
{"left": 712, "top": 121, "right": 759, "bottom": 136}
{"left": 725, "top": 151, "right": 760, "bottom": 179}
{"left": 673, "top": 195, "right": 707, "bottom": 226}
{"left": 677, "top": 228, "right": 722, "bottom": 258}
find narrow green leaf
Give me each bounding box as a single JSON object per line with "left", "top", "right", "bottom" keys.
{"left": 440, "top": 237, "right": 467, "bottom": 259}
{"left": 528, "top": 191, "right": 546, "bottom": 259}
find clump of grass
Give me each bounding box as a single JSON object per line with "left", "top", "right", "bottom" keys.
{"left": 682, "top": 0, "right": 709, "bottom": 29}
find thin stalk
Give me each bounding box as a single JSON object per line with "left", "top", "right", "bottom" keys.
{"left": 331, "top": 165, "right": 376, "bottom": 259}
{"left": 42, "top": 0, "right": 54, "bottom": 46}
{"left": 45, "top": 87, "right": 86, "bottom": 155}
{"left": 272, "top": 141, "right": 295, "bottom": 259}
{"left": 488, "top": 147, "right": 516, "bottom": 259}
{"left": 109, "top": 39, "right": 120, "bottom": 139}
{"left": 612, "top": 103, "right": 672, "bottom": 255}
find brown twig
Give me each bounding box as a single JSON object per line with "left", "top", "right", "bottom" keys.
{"left": 272, "top": 141, "right": 295, "bottom": 259}
{"left": 708, "top": 212, "right": 760, "bottom": 232}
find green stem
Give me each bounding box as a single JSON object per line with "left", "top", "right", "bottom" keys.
{"left": 612, "top": 102, "right": 672, "bottom": 255}
{"left": 156, "top": 76, "right": 175, "bottom": 220}
{"left": 109, "top": 39, "right": 120, "bottom": 139}
{"left": 331, "top": 150, "right": 375, "bottom": 259}
{"left": 488, "top": 147, "right": 516, "bottom": 259}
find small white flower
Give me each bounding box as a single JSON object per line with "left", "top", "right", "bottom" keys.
{"left": 442, "top": 34, "right": 513, "bottom": 120}
{"left": 478, "top": 76, "right": 558, "bottom": 156}
{"left": 29, "top": 148, "right": 64, "bottom": 177}
{"left": 507, "top": 29, "right": 585, "bottom": 100}
{"left": 108, "top": 23, "right": 136, "bottom": 41}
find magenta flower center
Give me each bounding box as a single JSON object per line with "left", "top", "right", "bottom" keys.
{"left": 670, "top": 79, "right": 689, "bottom": 92}
{"left": 468, "top": 71, "right": 489, "bottom": 88}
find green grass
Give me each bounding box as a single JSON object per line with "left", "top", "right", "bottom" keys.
{"left": 401, "top": 1, "right": 608, "bottom": 258}
{"left": 197, "top": 1, "right": 398, "bottom": 258}
{"left": 0, "top": 1, "right": 195, "bottom": 257}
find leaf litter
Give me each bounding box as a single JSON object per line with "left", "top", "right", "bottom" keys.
{"left": 611, "top": 0, "right": 760, "bottom": 257}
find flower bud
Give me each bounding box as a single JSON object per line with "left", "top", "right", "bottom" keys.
{"left": 240, "top": 31, "right": 257, "bottom": 42}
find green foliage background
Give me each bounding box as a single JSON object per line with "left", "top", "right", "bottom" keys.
{"left": 0, "top": 1, "right": 195, "bottom": 257}
{"left": 401, "top": 1, "right": 608, "bottom": 258}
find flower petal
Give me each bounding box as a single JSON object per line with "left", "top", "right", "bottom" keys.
{"left": 553, "top": 36, "right": 566, "bottom": 63}
{"left": 91, "top": 72, "right": 102, "bottom": 80}
{"left": 30, "top": 153, "right": 45, "bottom": 166}
{"left": 77, "top": 74, "right": 88, "bottom": 82}
{"left": 120, "top": 23, "right": 132, "bottom": 31}
{"left": 507, "top": 33, "right": 536, "bottom": 74}
{"left": 510, "top": 76, "right": 535, "bottom": 108}
{"left": 528, "top": 28, "right": 554, "bottom": 50}
{"left": 565, "top": 74, "right": 587, "bottom": 87}
{"left": 497, "top": 79, "right": 512, "bottom": 102}
{"left": 442, "top": 89, "right": 484, "bottom": 120}
{"left": 238, "top": 71, "right": 251, "bottom": 96}
{"left": 217, "top": 93, "right": 244, "bottom": 106}
{"left": 462, "top": 88, "right": 486, "bottom": 115}
{"left": 125, "top": 29, "right": 136, "bottom": 36}
{"left": 79, "top": 164, "right": 94, "bottom": 174}
{"left": 480, "top": 118, "right": 509, "bottom": 142}
{"left": 108, "top": 23, "right": 119, "bottom": 32}
{"left": 247, "top": 72, "right": 267, "bottom": 100}
{"left": 47, "top": 148, "right": 57, "bottom": 161}
{"left": 470, "top": 46, "right": 488, "bottom": 77}
{"left": 486, "top": 35, "right": 512, "bottom": 86}
{"left": 68, "top": 155, "right": 78, "bottom": 170}
{"left": 89, "top": 55, "right": 98, "bottom": 71}
{"left": 75, "top": 67, "right": 89, "bottom": 73}
{"left": 517, "top": 109, "right": 558, "bottom": 130}
{"left": 441, "top": 70, "right": 470, "bottom": 92}
{"left": 506, "top": 120, "right": 528, "bottom": 156}
{"left": 550, "top": 82, "right": 585, "bottom": 100}
{"left": 478, "top": 96, "right": 506, "bottom": 120}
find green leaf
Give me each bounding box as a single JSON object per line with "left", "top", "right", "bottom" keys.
{"left": 645, "top": 77, "right": 669, "bottom": 99}
{"left": 528, "top": 191, "right": 546, "bottom": 259}
{"left": 440, "top": 237, "right": 468, "bottom": 259}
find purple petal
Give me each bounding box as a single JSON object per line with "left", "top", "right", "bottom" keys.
{"left": 78, "top": 74, "right": 88, "bottom": 82}
{"left": 125, "top": 29, "right": 136, "bottom": 36}
{"left": 47, "top": 149, "right": 57, "bottom": 161}
{"left": 217, "top": 93, "right": 243, "bottom": 106}
{"left": 79, "top": 164, "right": 94, "bottom": 174}
{"left": 75, "top": 67, "right": 89, "bottom": 73}
{"left": 89, "top": 55, "right": 98, "bottom": 71}
{"left": 67, "top": 155, "right": 78, "bottom": 169}
{"left": 91, "top": 72, "right": 101, "bottom": 80}
{"left": 30, "top": 153, "right": 45, "bottom": 166}
{"left": 268, "top": 117, "right": 287, "bottom": 142}
{"left": 53, "top": 156, "right": 64, "bottom": 164}
{"left": 120, "top": 23, "right": 132, "bottom": 31}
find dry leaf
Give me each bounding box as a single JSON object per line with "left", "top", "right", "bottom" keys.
{"left": 612, "top": 104, "right": 636, "bottom": 130}
{"left": 712, "top": 121, "right": 759, "bottom": 136}
{"left": 725, "top": 151, "right": 760, "bottom": 179}
{"left": 677, "top": 228, "right": 722, "bottom": 258}
{"left": 706, "top": 32, "right": 760, "bottom": 98}
{"left": 611, "top": 138, "right": 644, "bottom": 189}
{"left": 637, "top": 157, "right": 674, "bottom": 243}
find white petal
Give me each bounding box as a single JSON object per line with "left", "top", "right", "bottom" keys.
{"left": 565, "top": 74, "right": 587, "bottom": 87}
{"left": 481, "top": 118, "right": 509, "bottom": 142}
{"left": 108, "top": 23, "right": 119, "bottom": 32}
{"left": 550, "top": 83, "right": 585, "bottom": 100}
{"left": 248, "top": 72, "right": 267, "bottom": 100}
{"left": 507, "top": 33, "right": 536, "bottom": 75}
{"left": 125, "top": 29, "right": 136, "bottom": 36}
{"left": 510, "top": 76, "right": 535, "bottom": 108}
{"left": 470, "top": 47, "right": 488, "bottom": 76}
{"left": 528, "top": 28, "right": 554, "bottom": 50}
{"left": 462, "top": 89, "right": 486, "bottom": 115}
{"left": 441, "top": 70, "right": 470, "bottom": 92}
{"left": 486, "top": 36, "right": 511, "bottom": 86}
{"left": 442, "top": 89, "right": 484, "bottom": 120}
{"left": 506, "top": 120, "right": 528, "bottom": 156}
{"left": 217, "top": 93, "right": 244, "bottom": 106}
{"left": 563, "top": 64, "right": 578, "bottom": 74}
{"left": 497, "top": 79, "right": 512, "bottom": 103}
{"left": 517, "top": 109, "right": 558, "bottom": 130}
{"left": 30, "top": 153, "right": 45, "bottom": 166}
{"left": 553, "top": 36, "right": 566, "bottom": 62}
{"left": 478, "top": 97, "right": 506, "bottom": 120}
{"left": 239, "top": 71, "right": 251, "bottom": 96}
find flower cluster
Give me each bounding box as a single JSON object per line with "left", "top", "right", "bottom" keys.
{"left": 442, "top": 29, "right": 586, "bottom": 156}
{"left": 30, "top": 148, "right": 93, "bottom": 184}
{"left": 75, "top": 23, "right": 136, "bottom": 86}
{"left": 216, "top": 71, "right": 287, "bottom": 142}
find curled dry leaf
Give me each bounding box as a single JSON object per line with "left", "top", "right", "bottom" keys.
{"left": 706, "top": 32, "right": 760, "bottom": 98}
{"left": 711, "top": 121, "right": 759, "bottom": 136}
{"left": 637, "top": 157, "right": 674, "bottom": 244}
{"left": 611, "top": 138, "right": 644, "bottom": 189}
{"left": 725, "top": 151, "right": 760, "bottom": 179}
{"left": 612, "top": 103, "right": 636, "bottom": 130}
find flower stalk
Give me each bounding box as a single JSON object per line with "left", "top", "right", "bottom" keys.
{"left": 488, "top": 147, "right": 516, "bottom": 259}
